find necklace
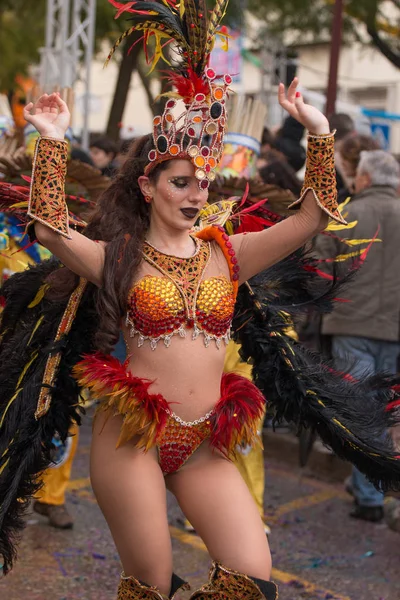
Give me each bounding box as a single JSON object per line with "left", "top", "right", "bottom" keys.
{"left": 142, "top": 239, "right": 211, "bottom": 326}
{"left": 144, "top": 236, "right": 199, "bottom": 259}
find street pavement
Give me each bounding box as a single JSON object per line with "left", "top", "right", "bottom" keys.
{"left": 1, "top": 413, "right": 399, "bottom": 600}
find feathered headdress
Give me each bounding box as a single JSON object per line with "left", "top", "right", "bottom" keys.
{"left": 106, "top": 0, "right": 231, "bottom": 189}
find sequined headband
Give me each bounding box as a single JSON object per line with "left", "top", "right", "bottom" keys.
{"left": 144, "top": 69, "right": 231, "bottom": 190}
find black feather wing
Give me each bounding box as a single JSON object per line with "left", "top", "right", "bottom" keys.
{"left": 0, "top": 261, "right": 98, "bottom": 573}
{"left": 232, "top": 268, "right": 400, "bottom": 492}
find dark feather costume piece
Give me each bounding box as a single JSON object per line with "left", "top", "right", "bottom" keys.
{"left": 232, "top": 269, "right": 400, "bottom": 492}
{"left": 0, "top": 261, "right": 97, "bottom": 573}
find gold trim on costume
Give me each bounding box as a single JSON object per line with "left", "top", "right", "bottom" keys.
{"left": 35, "top": 277, "right": 88, "bottom": 419}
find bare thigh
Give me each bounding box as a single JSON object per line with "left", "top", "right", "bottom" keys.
{"left": 90, "top": 411, "right": 172, "bottom": 594}
{"left": 166, "top": 443, "right": 272, "bottom": 580}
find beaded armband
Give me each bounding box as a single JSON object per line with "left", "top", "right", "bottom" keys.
{"left": 28, "top": 136, "right": 71, "bottom": 238}
{"left": 289, "top": 131, "right": 347, "bottom": 225}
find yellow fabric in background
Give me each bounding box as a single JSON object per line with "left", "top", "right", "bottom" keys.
{"left": 36, "top": 425, "right": 79, "bottom": 506}
{"left": 224, "top": 341, "right": 266, "bottom": 519}
{"left": 0, "top": 239, "right": 33, "bottom": 281}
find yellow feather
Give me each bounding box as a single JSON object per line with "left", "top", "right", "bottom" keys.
{"left": 156, "top": 91, "right": 182, "bottom": 101}
{"left": 0, "top": 232, "right": 10, "bottom": 251}
{"left": 27, "top": 316, "right": 44, "bottom": 346}
{"left": 327, "top": 219, "right": 358, "bottom": 231}
{"left": 334, "top": 250, "right": 369, "bottom": 261}
{"left": 16, "top": 352, "right": 38, "bottom": 389}
{"left": 338, "top": 197, "right": 351, "bottom": 210}
{"left": 225, "top": 221, "right": 234, "bottom": 235}
{"left": 28, "top": 284, "right": 50, "bottom": 308}
{"left": 343, "top": 238, "right": 381, "bottom": 246}
{"left": 178, "top": 1, "right": 185, "bottom": 18}
{"left": 147, "top": 32, "right": 172, "bottom": 73}
{"left": 10, "top": 201, "right": 28, "bottom": 209}
{"left": 0, "top": 458, "right": 10, "bottom": 476}
{"left": 0, "top": 389, "right": 22, "bottom": 429}
{"left": 215, "top": 31, "right": 231, "bottom": 51}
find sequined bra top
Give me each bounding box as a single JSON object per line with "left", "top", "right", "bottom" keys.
{"left": 126, "top": 236, "right": 237, "bottom": 350}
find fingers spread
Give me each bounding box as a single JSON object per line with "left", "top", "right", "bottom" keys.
{"left": 286, "top": 78, "right": 298, "bottom": 103}
{"left": 278, "top": 83, "right": 291, "bottom": 109}
{"left": 277, "top": 82, "right": 286, "bottom": 102}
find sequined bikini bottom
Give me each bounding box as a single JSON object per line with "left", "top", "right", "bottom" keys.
{"left": 73, "top": 353, "right": 265, "bottom": 475}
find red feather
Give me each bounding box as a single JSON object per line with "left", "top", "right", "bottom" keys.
{"left": 235, "top": 215, "right": 276, "bottom": 233}
{"left": 108, "top": 0, "right": 139, "bottom": 18}
{"left": 210, "top": 373, "right": 265, "bottom": 456}
{"left": 73, "top": 353, "right": 170, "bottom": 447}
{"left": 167, "top": 69, "right": 210, "bottom": 104}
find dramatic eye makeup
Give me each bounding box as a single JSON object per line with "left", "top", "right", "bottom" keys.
{"left": 168, "top": 177, "right": 190, "bottom": 189}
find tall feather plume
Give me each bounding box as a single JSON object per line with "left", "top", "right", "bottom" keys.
{"left": 203, "top": 0, "right": 229, "bottom": 66}
{"left": 107, "top": 0, "right": 230, "bottom": 101}
{"left": 181, "top": 0, "right": 202, "bottom": 64}
{"left": 196, "top": 0, "right": 208, "bottom": 55}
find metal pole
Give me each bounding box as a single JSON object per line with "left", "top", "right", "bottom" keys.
{"left": 40, "top": 0, "right": 56, "bottom": 90}
{"left": 81, "top": 0, "right": 96, "bottom": 150}
{"left": 59, "top": 0, "right": 71, "bottom": 89}
{"left": 325, "top": 0, "right": 344, "bottom": 116}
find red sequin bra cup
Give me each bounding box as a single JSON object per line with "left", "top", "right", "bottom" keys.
{"left": 126, "top": 238, "right": 236, "bottom": 350}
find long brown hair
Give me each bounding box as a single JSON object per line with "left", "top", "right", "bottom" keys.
{"left": 50, "top": 134, "right": 170, "bottom": 353}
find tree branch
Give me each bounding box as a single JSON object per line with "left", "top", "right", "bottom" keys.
{"left": 362, "top": 0, "right": 400, "bottom": 69}
{"left": 366, "top": 24, "right": 400, "bottom": 68}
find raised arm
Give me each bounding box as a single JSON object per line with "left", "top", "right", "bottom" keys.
{"left": 24, "top": 94, "right": 105, "bottom": 287}
{"left": 231, "top": 79, "right": 346, "bottom": 284}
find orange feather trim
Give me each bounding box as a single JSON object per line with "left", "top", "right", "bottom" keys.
{"left": 73, "top": 353, "right": 169, "bottom": 449}
{"left": 73, "top": 354, "right": 265, "bottom": 457}
{"left": 195, "top": 225, "right": 239, "bottom": 298}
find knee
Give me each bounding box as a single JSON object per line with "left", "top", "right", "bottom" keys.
{"left": 220, "top": 544, "right": 272, "bottom": 581}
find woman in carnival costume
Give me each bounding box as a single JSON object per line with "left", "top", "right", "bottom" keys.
{"left": 2, "top": 1, "right": 400, "bottom": 598}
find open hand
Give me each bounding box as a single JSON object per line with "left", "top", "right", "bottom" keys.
{"left": 23, "top": 93, "right": 70, "bottom": 140}
{"left": 278, "top": 78, "right": 330, "bottom": 135}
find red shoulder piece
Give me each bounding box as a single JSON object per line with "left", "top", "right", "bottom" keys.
{"left": 195, "top": 225, "right": 239, "bottom": 297}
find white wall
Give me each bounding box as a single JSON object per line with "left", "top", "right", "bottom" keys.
{"left": 73, "top": 51, "right": 155, "bottom": 138}
{"left": 296, "top": 42, "right": 400, "bottom": 152}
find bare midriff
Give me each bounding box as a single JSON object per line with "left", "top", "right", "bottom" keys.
{"left": 123, "top": 329, "right": 226, "bottom": 422}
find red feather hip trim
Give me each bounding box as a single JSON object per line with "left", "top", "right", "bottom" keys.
{"left": 73, "top": 354, "right": 266, "bottom": 471}
{"left": 211, "top": 372, "right": 266, "bottom": 457}
{"left": 73, "top": 353, "right": 170, "bottom": 450}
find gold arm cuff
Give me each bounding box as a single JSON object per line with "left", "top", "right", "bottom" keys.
{"left": 28, "top": 136, "right": 71, "bottom": 238}
{"left": 289, "top": 131, "right": 347, "bottom": 225}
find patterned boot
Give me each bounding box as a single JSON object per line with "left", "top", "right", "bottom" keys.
{"left": 118, "top": 572, "right": 190, "bottom": 599}
{"left": 189, "top": 562, "right": 278, "bottom": 599}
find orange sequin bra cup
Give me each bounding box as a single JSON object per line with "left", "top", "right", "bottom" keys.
{"left": 126, "top": 237, "right": 236, "bottom": 350}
